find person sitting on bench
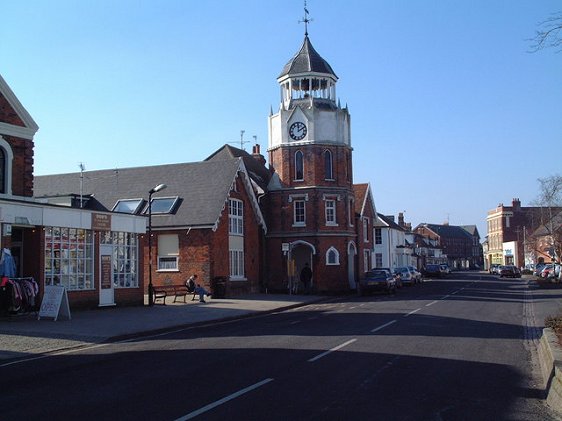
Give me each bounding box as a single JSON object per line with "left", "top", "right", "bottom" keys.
{"left": 186, "top": 274, "right": 197, "bottom": 301}
{"left": 195, "top": 284, "right": 211, "bottom": 303}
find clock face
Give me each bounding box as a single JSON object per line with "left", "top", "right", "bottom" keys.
{"left": 289, "top": 122, "right": 307, "bottom": 141}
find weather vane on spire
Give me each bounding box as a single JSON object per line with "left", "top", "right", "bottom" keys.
{"left": 299, "top": 0, "right": 313, "bottom": 36}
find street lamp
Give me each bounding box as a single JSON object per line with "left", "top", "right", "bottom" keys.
{"left": 147, "top": 183, "right": 167, "bottom": 306}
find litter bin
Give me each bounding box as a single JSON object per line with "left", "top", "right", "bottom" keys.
{"left": 211, "top": 276, "right": 227, "bottom": 298}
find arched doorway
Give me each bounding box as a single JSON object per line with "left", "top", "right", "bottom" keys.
{"left": 347, "top": 242, "right": 357, "bottom": 289}
{"left": 289, "top": 240, "right": 316, "bottom": 293}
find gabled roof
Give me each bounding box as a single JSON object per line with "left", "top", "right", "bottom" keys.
{"left": 278, "top": 35, "right": 337, "bottom": 80}
{"left": 353, "top": 183, "right": 376, "bottom": 218}
{"left": 0, "top": 74, "right": 39, "bottom": 140}
{"left": 205, "top": 144, "right": 271, "bottom": 191}
{"left": 34, "top": 158, "right": 267, "bottom": 232}
{"left": 461, "top": 225, "right": 480, "bottom": 239}
{"left": 376, "top": 213, "right": 404, "bottom": 231}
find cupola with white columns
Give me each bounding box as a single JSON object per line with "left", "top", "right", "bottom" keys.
{"left": 268, "top": 34, "right": 351, "bottom": 155}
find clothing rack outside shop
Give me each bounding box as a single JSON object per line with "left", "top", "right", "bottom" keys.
{"left": 0, "top": 277, "right": 39, "bottom": 316}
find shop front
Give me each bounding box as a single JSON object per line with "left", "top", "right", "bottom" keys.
{"left": 0, "top": 199, "right": 146, "bottom": 313}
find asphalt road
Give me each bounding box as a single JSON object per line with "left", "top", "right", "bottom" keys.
{"left": 1, "top": 272, "right": 560, "bottom": 420}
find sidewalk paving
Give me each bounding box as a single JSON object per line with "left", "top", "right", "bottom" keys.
{"left": 0, "top": 293, "right": 327, "bottom": 363}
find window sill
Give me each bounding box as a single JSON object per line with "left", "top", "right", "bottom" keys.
{"left": 229, "top": 277, "right": 247, "bottom": 281}
{"left": 326, "top": 223, "right": 339, "bottom": 227}
{"left": 292, "top": 223, "right": 306, "bottom": 227}
{"left": 156, "top": 269, "right": 179, "bottom": 273}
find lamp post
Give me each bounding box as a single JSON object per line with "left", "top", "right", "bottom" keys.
{"left": 147, "top": 183, "right": 167, "bottom": 306}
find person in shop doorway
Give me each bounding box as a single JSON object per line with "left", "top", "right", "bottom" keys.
{"left": 300, "top": 262, "right": 312, "bottom": 294}
{"left": 195, "top": 284, "right": 211, "bottom": 303}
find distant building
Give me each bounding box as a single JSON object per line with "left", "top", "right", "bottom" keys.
{"left": 414, "top": 222, "right": 482, "bottom": 269}
{"left": 485, "top": 198, "right": 560, "bottom": 268}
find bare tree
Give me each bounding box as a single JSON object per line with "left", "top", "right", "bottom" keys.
{"left": 528, "top": 175, "right": 562, "bottom": 270}
{"left": 529, "top": 12, "right": 562, "bottom": 53}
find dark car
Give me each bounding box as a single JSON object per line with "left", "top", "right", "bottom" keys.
{"left": 498, "top": 265, "right": 521, "bottom": 278}
{"left": 360, "top": 269, "right": 396, "bottom": 295}
{"left": 422, "top": 264, "right": 443, "bottom": 278}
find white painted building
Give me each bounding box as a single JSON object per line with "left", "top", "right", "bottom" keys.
{"left": 372, "top": 213, "right": 413, "bottom": 270}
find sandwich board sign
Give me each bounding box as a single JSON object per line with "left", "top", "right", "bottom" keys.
{"left": 38, "top": 285, "right": 72, "bottom": 321}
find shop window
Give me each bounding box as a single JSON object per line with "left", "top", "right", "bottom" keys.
{"left": 113, "top": 198, "right": 144, "bottom": 214}
{"left": 101, "top": 231, "right": 139, "bottom": 288}
{"left": 229, "top": 199, "right": 243, "bottom": 235}
{"left": 44, "top": 227, "right": 94, "bottom": 291}
{"left": 326, "top": 247, "right": 340, "bottom": 265}
{"left": 157, "top": 234, "right": 179, "bottom": 271}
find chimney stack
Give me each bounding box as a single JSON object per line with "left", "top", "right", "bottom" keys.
{"left": 252, "top": 144, "right": 266, "bottom": 167}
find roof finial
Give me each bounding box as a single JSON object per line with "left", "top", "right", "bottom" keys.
{"left": 299, "top": 0, "right": 313, "bottom": 36}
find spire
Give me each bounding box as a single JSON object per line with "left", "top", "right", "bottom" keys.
{"left": 299, "top": 1, "right": 313, "bottom": 36}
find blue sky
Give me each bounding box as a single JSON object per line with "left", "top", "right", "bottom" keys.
{"left": 2, "top": 0, "right": 561, "bottom": 238}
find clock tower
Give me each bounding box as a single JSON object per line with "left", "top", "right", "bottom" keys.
{"left": 264, "top": 21, "right": 359, "bottom": 293}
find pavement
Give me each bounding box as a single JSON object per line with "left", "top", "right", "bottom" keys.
{"left": 0, "top": 293, "right": 327, "bottom": 364}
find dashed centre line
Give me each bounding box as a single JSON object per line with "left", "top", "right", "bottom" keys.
{"left": 175, "top": 378, "right": 274, "bottom": 420}
{"left": 371, "top": 320, "right": 397, "bottom": 333}
{"left": 404, "top": 308, "right": 421, "bottom": 317}
{"left": 308, "top": 339, "right": 357, "bottom": 362}
{"left": 425, "top": 300, "right": 439, "bottom": 307}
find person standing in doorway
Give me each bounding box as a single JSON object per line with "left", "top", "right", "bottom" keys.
{"left": 300, "top": 262, "right": 312, "bottom": 294}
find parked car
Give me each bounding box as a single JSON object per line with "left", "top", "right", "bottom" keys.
{"left": 534, "top": 263, "right": 547, "bottom": 277}
{"left": 371, "top": 267, "right": 402, "bottom": 288}
{"left": 408, "top": 266, "right": 423, "bottom": 283}
{"left": 541, "top": 264, "right": 561, "bottom": 279}
{"left": 439, "top": 264, "right": 451, "bottom": 276}
{"left": 489, "top": 264, "right": 500, "bottom": 274}
{"left": 360, "top": 269, "right": 397, "bottom": 295}
{"left": 394, "top": 267, "right": 416, "bottom": 286}
{"left": 498, "top": 265, "right": 521, "bottom": 278}
{"left": 422, "top": 264, "right": 442, "bottom": 278}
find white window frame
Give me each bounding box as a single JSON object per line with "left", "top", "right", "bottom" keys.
{"left": 325, "top": 199, "right": 337, "bottom": 225}
{"left": 229, "top": 249, "right": 245, "bottom": 279}
{"left": 294, "top": 200, "right": 306, "bottom": 226}
{"left": 157, "top": 234, "right": 179, "bottom": 272}
{"left": 375, "top": 253, "right": 383, "bottom": 268}
{"left": 326, "top": 246, "right": 340, "bottom": 265}
{"left": 363, "top": 217, "right": 369, "bottom": 242}
{"left": 229, "top": 198, "right": 244, "bottom": 235}
{"left": 375, "top": 228, "right": 382, "bottom": 244}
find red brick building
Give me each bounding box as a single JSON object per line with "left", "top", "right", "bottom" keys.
{"left": 261, "top": 34, "right": 373, "bottom": 293}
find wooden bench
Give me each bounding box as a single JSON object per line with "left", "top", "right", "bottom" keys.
{"left": 153, "top": 283, "right": 196, "bottom": 305}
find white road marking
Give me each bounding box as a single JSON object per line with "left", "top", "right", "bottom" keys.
{"left": 175, "top": 378, "right": 274, "bottom": 420}
{"left": 404, "top": 308, "right": 421, "bottom": 317}
{"left": 371, "top": 320, "right": 397, "bottom": 333}
{"left": 308, "top": 339, "right": 357, "bottom": 362}
{"left": 425, "top": 300, "right": 439, "bottom": 307}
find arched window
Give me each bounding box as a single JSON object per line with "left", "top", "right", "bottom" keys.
{"left": 326, "top": 246, "right": 340, "bottom": 265}
{"left": 0, "top": 148, "right": 5, "bottom": 194}
{"left": 295, "top": 150, "right": 304, "bottom": 181}
{"left": 324, "top": 150, "right": 333, "bottom": 180}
